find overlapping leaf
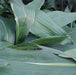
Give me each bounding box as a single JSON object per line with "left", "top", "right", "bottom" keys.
{"left": 26, "top": 0, "right": 45, "bottom": 9}
{"left": 31, "top": 10, "right": 67, "bottom": 37}
{"left": 10, "top": 0, "right": 44, "bottom": 43}
{"left": 59, "top": 49, "right": 76, "bottom": 61}
{"left": 0, "top": 16, "right": 15, "bottom": 43}
{"left": 0, "top": 46, "right": 76, "bottom": 75}
{"left": 10, "top": 0, "right": 30, "bottom": 43}
{"left": 10, "top": 0, "right": 76, "bottom": 45}
{"left": 47, "top": 11, "right": 76, "bottom": 27}
{"left": 0, "top": 0, "right": 76, "bottom": 75}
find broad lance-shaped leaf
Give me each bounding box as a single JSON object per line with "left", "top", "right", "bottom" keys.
{"left": 10, "top": 36, "right": 71, "bottom": 50}
{"left": 10, "top": 43, "right": 41, "bottom": 50}
{"left": 31, "top": 10, "right": 67, "bottom": 37}
{"left": 47, "top": 11, "right": 76, "bottom": 27}
{"left": 10, "top": 43, "right": 76, "bottom": 61}
{"left": 10, "top": 1, "right": 29, "bottom": 43}
{"left": 26, "top": 0, "right": 45, "bottom": 30}
{"left": 28, "top": 36, "right": 72, "bottom": 45}
{"left": 59, "top": 49, "right": 76, "bottom": 61}
{"left": 0, "top": 17, "right": 15, "bottom": 43}
{"left": 0, "top": 46, "right": 76, "bottom": 75}
{"left": 26, "top": 0, "right": 45, "bottom": 9}
{"left": 30, "top": 10, "right": 73, "bottom": 45}
{"left": 23, "top": 33, "right": 73, "bottom": 45}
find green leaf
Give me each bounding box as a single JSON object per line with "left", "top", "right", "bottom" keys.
{"left": 64, "top": 27, "right": 76, "bottom": 44}
{"left": 0, "top": 46, "right": 76, "bottom": 75}
{"left": 28, "top": 36, "right": 69, "bottom": 45}
{"left": 10, "top": 36, "right": 70, "bottom": 50}
{"left": 30, "top": 10, "right": 73, "bottom": 45}
{"left": 59, "top": 49, "right": 76, "bottom": 61}
{"left": 31, "top": 10, "right": 67, "bottom": 37}
{"left": 68, "top": 28, "right": 76, "bottom": 44}
{"left": 10, "top": 0, "right": 36, "bottom": 44}
{"left": 0, "top": 0, "right": 76, "bottom": 74}
{"left": 10, "top": 1, "right": 29, "bottom": 43}
{"left": 26, "top": 0, "right": 45, "bottom": 9}
{"left": 10, "top": 43, "right": 41, "bottom": 50}
{"left": 0, "top": 16, "right": 15, "bottom": 43}
{"left": 9, "top": 0, "right": 45, "bottom": 44}
{"left": 47, "top": 11, "right": 76, "bottom": 27}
